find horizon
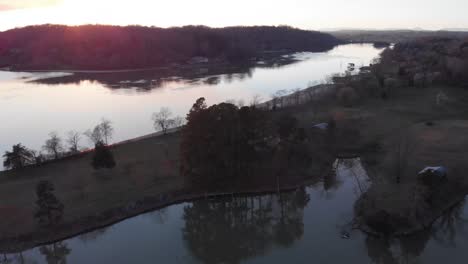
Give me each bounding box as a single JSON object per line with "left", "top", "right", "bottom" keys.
{"left": 1, "top": 0, "right": 468, "bottom": 32}
{"left": 2, "top": 23, "right": 468, "bottom": 33}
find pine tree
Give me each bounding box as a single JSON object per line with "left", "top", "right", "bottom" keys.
{"left": 35, "top": 181, "right": 64, "bottom": 226}
{"left": 92, "top": 142, "right": 116, "bottom": 169}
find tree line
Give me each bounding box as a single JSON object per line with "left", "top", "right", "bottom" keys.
{"left": 180, "top": 96, "right": 328, "bottom": 190}
{"left": 3, "top": 107, "right": 186, "bottom": 171}
{"left": 2, "top": 119, "right": 114, "bottom": 170}
{"left": 0, "top": 24, "right": 342, "bottom": 70}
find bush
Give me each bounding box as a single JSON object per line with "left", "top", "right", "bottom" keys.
{"left": 92, "top": 142, "right": 116, "bottom": 169}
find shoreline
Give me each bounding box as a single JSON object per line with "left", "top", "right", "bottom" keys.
{"left": 2, "top": 62, "right": 229, "bottom": 74}
{"left": 0, "top": 174, "right": 322, "bottom": 253}
{"left": 0, "top": 50, "right": 304, "bottom": 75}
{"left": 356, "top": 193, "right": 467, "bottom": 237}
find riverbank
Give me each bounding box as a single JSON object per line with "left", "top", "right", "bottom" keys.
{"left": 0, "top": 124, "right": 335, "bottom": 253}
{"left": 3, "top": 49, "right": 300, "bottom": 74}
{"left": 0, "top": 175, "right": 325, "bottom": 253}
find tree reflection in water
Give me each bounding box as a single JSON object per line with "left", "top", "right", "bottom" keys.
{"left": 182, "top": 188, "right": 309, "bottom": 264}
{"left": 30, "top": 65, "right": 255, "bottom": 92}
{"left": 364, "top": 199, "right": 468, "bottom": 264}
{"left": 431, "top": 199, "right": 468, "bottom": 248}
{"left": 78, "top": 227, "right": 109, "bottom": 244}
{"left": 39, "top": 242, "right": 71, "bottom": 264}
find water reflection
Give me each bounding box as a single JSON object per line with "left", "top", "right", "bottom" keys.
{"left": 363, "top": 199, "right": 468, "bottom": 264}
{"left": 28, "top": 64, "right": 258, "bottom": 92}
{"left": 4, "top": 159, "right": 468, "bottom": 263}
{"left": 39, "top": 242, "right": 71, "bottom": 264}
{"left": 0, "top": 44, "right": 384, "bottom": 171}
{"left": 182, "top": 189, "right": 309, "bottom": 264}
{"left": 431, "top": 200, "right": 468, "bottom": 247}
{"left": 78, "top": 228, "right": 109, "bottom": 244}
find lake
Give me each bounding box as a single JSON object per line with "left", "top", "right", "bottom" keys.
{"left": 0, "top": 44, "right": 382, "bottom": 167}
{"left": 4, "top": 158, "right": 468, "bottom": 263}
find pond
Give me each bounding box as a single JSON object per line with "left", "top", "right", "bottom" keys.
{"left": 0, "top": 44, "right": 382, "bottom": 168}
{"left": 4, "top": 158, "right": 468, "bottom": 263}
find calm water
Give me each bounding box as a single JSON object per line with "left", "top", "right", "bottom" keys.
{"left": 5, "top": 159, "right": 468, "bottom": 263}
{"left": 0, "top": 44, "right": 382, "bottom": 165}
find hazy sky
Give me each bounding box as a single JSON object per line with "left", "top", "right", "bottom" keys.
{"left": 0, "top": 0, "right": 467, "bottom": 31}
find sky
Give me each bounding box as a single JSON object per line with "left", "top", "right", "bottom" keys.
{"left": 0, "top": 0, "right": 467, "bottom": 31}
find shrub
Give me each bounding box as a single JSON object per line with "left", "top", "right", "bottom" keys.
{"left": 92, "top": 142, "right": 116, "bottom": 169}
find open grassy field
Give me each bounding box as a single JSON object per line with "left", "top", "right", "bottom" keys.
{"left": 0, "top": 132, "right": 184, "bottom": 251}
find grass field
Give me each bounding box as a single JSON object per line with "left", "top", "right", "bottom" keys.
{"left": 0, "top": 132, "right": 184, "bottom": 251}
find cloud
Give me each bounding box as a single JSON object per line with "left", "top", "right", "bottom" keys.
{"left": 0, "top": 0, "right": 61, "bottom": 11}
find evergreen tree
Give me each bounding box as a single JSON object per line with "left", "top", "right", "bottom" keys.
{"left": 92, "top": 142, "right": 116, "bottom": 169}
{"left": 3, "top": 144, "right": 34, "bottom": 170}
{"left": 35, "top": 181, "right": 64, "bottom": 226}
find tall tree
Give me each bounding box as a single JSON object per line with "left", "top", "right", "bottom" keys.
{"left": 3, "top": 144, "right": 34, "bottom": 170}
{"left": 152, "top": 107, "right": 175, "bottom": 135}
{"left": 35, "top": 180, "right": 64, "bottom": 226}
{"left": 181, "top": 98, "right": 270, "bottom": 187}
{"left": 85, "top": 119, "right": 114, "bottom": 146}
{"left": 99, "top": 119, "right": 114, "bottom": 145}
{"left": 43, "top": 132, "right": 63, "bottom": 160}
{"left": 66, "top": 130, "right": 81, "bottom": 154}
{"left": 84, "top": 125, "right": 103, "bottom": 145}
{"left": 92, "top": 142, "right": 116, "bottom": 169}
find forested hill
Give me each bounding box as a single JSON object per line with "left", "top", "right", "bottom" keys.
{"left": 0, "top": 25, "right": 342, "bottom": 70}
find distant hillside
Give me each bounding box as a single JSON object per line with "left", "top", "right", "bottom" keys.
{"left": 328, "top": 29, "right": 468, "bottom": 44}
{"left": 374, "top": 36, "right": 468, "bottom": 86}
{"left": 0, "top": 25, "right": 342, "bottom": 70}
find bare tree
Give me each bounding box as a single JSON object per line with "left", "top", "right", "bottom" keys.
{"left": 152, "top": 107, "right": 176, "bottom": 135}
{"left": 225, "top": 99, "right": 236, "bottom": 105}
{"left": 85, "top": 126, "right": 103, "bottom": 145}
{"left": 30, "top": 150, "right": 46, "bottom": 165}
{"left": 250, "top": 94, "right": 262, "bottom": 107}
{"left": 99, "top": 119, "right": 113, "bottom": 145}
{"left": 305, "top": 87, "right": 321, "bottom": 117}
{"left": 273, "top": 89, "right": 288, "bottom": 108}
{"left": 85, "top": 119, "right": 114, "bottom": 146}
{"left": 173, "top": 116, "right": 186, "bottom": 127}
{"left": 291, "top": 88, "right": 302, "bottom": 105}
{"left": 43, "top": 132, "right": 63, "bottom": 160}
{"left": 270, "top": 93, "right": 279, "bottom": 110}
{"left": 67, "top": 131, "right": 81, "bottom": 154}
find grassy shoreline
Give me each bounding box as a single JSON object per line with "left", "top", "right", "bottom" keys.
{"left": 0, "top": 125, "right": 334, "bottom": 253}
{"left": 0, "top": 175, "right": 324, "bottom": 253}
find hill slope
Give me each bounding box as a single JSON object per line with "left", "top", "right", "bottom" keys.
{"left": 0, "top": 25, "right": 342, "bottom": 70}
